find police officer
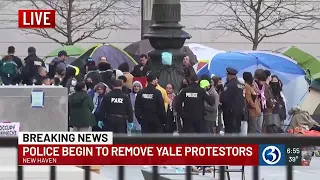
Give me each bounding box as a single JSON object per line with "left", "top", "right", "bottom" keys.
{"left": 175, "top": 74, "right": 214, "bottom": 133}
{"left": 99, "top": 79, "right": 133, "bottom": 133}
{"left": 134, "top": 72, "right": 166, "bottom": 133}
{"left": 22, "top": 47, "right": 45, "bottom": 85}
{"left": 220, "top": 67, "right": 245, "bottom": 134}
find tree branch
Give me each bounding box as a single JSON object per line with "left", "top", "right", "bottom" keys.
{"left": 203, "top": 0, "right": 320, "bottom": 50}
{"left": 15, "top": 0, "right": 139, "bottom": 45}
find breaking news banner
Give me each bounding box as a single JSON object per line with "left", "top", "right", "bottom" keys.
{"left": 18, "top": 132, "right": 297, "bottom": 166}
{"left": 0, "top": 122, "right": 20, "bottom": 136}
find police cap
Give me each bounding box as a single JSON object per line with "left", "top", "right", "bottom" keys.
{"left": 146, "top": 72, "right": 157, "bottom": 82}
{"left": 226, "top": 67, "right": 238, "bottom": 75}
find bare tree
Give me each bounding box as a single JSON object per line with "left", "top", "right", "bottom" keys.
{"left": 204, "top": 0, "right": 320, "bottom": 50}
{"left": 19, "top": 0, "right": 138, "bottom": 45}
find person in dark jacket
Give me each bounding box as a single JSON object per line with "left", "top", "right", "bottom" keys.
{"left": 68, "top": 81, "right": 95, "bottom": 131}
{"left": 7, "top": 46, "right": 23, "bottom": 84}
{"left": 131, "top": 54, "right": 150, "bottom": 77}
{"left": 21, "top": 47, "right": 45, "bottom": 85}
{"left": 135, "top": 72, "right": 166, "bottom": 133}
{"left": 99, "top": 80, "right": 133, "bottom": 133}
{"left": 118, "top": 75, "right": 130, "bottom": 95}
{"left": 220, "top": 67, "right": 245, "bottom": 134}
{"left": 175, "top": 74, "right": 214, "bottom": 133}
{"left": 0, "top": 55, "right": 18, "bottom": 85}
{"left": 84, "top": 61, "right": 102, "bottom": 88}
{"left": 32, "top": 66, "right": 48, "bottom": 85}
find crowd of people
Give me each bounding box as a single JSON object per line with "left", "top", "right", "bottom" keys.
{"left": 0, "top": 45, "right": 288, "bottom": 134}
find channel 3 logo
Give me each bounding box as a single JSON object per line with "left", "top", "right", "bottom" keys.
{"left": 259, "top": 144, "right": 285, "bottom": 166}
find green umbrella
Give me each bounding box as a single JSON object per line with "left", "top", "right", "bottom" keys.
{"left": 45, "top": 45, "right": 85, "bottom": 58}
{"left": 276, "top": 46, "right": 320, "bottom": 80}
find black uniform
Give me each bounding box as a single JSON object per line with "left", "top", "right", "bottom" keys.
{"left": 22, "top": 54, "right": 45, "bottom": 85}
{"left": 175, "top": 82, "right": 214, "bottom": 133}
{"left": 134, "top": 84, "right": 166, "bottom": 133}
{"left": 99, "top": 89, "right": 133, "bottom": 133}
{"left": 220, "top": 68, "right": 245, "bottom": 134}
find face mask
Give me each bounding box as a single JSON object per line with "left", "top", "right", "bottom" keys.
{"left": 86, "top": 82, "right": 94, "bottom": 89}
{"left": 71, "top": 80, "right": 77, "bottom": 86}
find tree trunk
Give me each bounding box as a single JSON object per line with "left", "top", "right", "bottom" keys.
{"left": 66, "top": 0, "right": 73, "bottom": 45}
{"left": 252, "top": 42, "right": 258, "bottom": 50}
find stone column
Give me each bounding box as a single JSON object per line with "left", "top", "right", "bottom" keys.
{"left": 141, "top": 0, "right": 154, "bottom": 39}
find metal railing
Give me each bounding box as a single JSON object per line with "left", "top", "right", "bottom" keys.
{"left": 1, "top": 134, "right": 320, "bottom": 180}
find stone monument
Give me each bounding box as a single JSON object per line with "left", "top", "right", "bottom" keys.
{"left": 143, "top": 0, "right": 192, "bottom": 88}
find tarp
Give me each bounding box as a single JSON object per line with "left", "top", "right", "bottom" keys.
{"left": 71, "top": 43, "right": 137, "bottom": 71}
{"left": 197, "top": 51, "right": 309, "bottom": 123}
{"left": 276, "top": 46, "right": 320, "bottom": 80}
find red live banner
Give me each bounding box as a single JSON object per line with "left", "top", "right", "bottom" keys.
{"left": 18, "top": 144, "right": 259, "bottom": 165}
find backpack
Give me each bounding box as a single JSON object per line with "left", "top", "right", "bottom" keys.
{"left": 0, "top": 60, "right": 17, "bottom": 76}
{"left": 48, "top": 61, "right": 61, "bottom": 78}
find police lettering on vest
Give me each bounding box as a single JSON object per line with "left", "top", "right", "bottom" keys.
{"left": 142, "top": 94, "right": 153, "bottom": 99}
{"left": 111, "top": 98, "right": 123, "bottom": 103}
{"left": 185, "top": 93, "right": 198, "bottom": 98}
{"left": 34, "top": 61, "right": 42, "bottom": 66}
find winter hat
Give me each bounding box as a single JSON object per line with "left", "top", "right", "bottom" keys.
{"left": 200, "top": 80, "right": 210, "bottom": 88}
{"left": 113, "top": 69, "right": 123, "bottom": 79}
{"left": 132, "top": 81, "right": 142, "bottom": 90}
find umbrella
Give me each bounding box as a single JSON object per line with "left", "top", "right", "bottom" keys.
{"left": 275, "top": 46, "right": 320, "bottom": 80}
{"left": 198, "top": 51, "right": 305, "bottom": 85}
{"left": 124, "top": 39, "right": 198, "bottom": 65}
{"left": 45, "top": 45, "right": 85, "bottom": 58}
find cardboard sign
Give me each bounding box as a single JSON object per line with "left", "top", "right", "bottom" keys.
{"left": 0, "top": 122, "right": 20, "bottom": 136}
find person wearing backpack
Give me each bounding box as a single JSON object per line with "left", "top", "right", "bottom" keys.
{"left": 0, "top": 55, "right": 18, "bottom": 85}
{"left": 48, "top": 50, "right": 67, "bottom": 78}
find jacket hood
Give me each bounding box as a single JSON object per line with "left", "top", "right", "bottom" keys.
{"left": 69, "top": 91, "right": 87, "bottom": 106}
{"left": 132, "top": 81, "right": 143, "bottom": 91}
{"left": 94, "top": 82, "right": 111, "bottom": 93}
{"left": 288, "top": 106, "right": 303, "bottom": 115}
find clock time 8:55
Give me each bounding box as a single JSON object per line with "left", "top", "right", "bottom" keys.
{"left": 287, "top": 148, "right": 300, "bottom": 154}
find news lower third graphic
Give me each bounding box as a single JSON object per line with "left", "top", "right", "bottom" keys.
{"left": 286, "top": 145, "right": 302, "bottom": 166}
{"left": 259, "top": 144, "right": 286, "bottom": 166}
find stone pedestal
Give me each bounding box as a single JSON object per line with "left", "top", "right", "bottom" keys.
{"left": 143, "top": 0, "right": 192, "bottom": 89}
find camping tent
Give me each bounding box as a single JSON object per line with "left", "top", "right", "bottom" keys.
{"left": 275, "top": 46, "right": 320, "bottom": 80}
{"left": 44, "top": 45, "right": 85, "bottom": 64}
{"left": 300, "top": 79, "right": 320, "bottom": 121}
{"left": 71, "top": 43, "right": 137, "bottom": 71}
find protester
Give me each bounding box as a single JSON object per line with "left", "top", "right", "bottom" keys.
{"left": 118, "top": 62, "right": 134, "bottom": 89}
{"left": 183, "top": 55, "right": 196, "bottom": 80}
{"left": 270, "top": 75, "right": 286, "bottom": 128}
{"left": 211, "top": 76, "right": 224, "bottom": 133}
{"left": 118, "top": 75, "right": 130, "bottom": 95}
{"left": 238, "top": 78, "right": 249, "bottom": 135}
{"left": 32, "top": 66, "right": 47, "bottom": 85}
{"left": 200, "top": 79, "right": 219, "bottom": 133}
{"left": 129, "top": 81, "right": 143, "bottom": 133}
{"left": 22, "top": 47, "right": 45, "bottom": 85}
{"left": 179, "top": 78, "right": 190, "bottom": 92}
{"left": 100, "top": 57, "right": 107, "bottom": 63}
{"left": 62, "top": 66, "right": 83, "bottom": 94}
{"left": 155, "top": 77, "right": 170, "bottom": 112}
{"left": 84, "top": 60, "right": 102, "bottom": 87}
{"left": 175, "top": 74, "right": 214, "bottom": 133}
{"left": 131, "top": 54, "right": 150, "bottom": 77}
{"left": 98, "top": 61, "right": 113, "bottom": 88}
{"left": 88, "top": 82, "right": 109, "bottom": 131}
{"left": 7, "top": 46, "right": 23, "bottom": 84}
{"left": 134, "top": 72, "right": 166, "bottom": 133}
{"left": 252, "top": 69, "right": 267, "bottom": 133}
{"left": 48, "top": 50, "right": 67, "bottom": 78}
{"left": 166, "top": 83, "right": 176, "bottom": 104}
{"left": 41, "top": 77, "right": 51, "bottom": 85}
{"left": 68, "top": 81, "right": 95, "bottom": 132}
{"left": 0, "top": 55, "right": 18, "bottom": 85}
{"left": 243, "top": 72, "right": 261, "bottom": 133}
{"left": 220, "top": 68, "right": 245, "bottom": 134}
{"left": 99, "top": 80, "right": 133, "bottom": 133}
